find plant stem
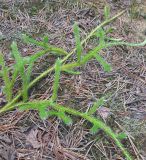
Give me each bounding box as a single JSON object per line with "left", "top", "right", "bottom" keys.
{"left": 11, "top": 100, "right": 133, "bottom": 160}
{"left": 0, "top": 10, "right": 126, "bottom": 114}
{"left": 52, "top": 103, "right": 132, "bottom": 160}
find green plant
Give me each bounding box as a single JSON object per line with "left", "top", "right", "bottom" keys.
{"left": 0, "top": 7, "right": 146, "bottom": 159}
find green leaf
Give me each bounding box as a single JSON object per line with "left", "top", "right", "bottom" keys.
{"left": 59, "top": 112, "right": 72, "bottom": 125}
{"left": 106, "top": 39, "right": 146, "bottom": 48}
{"left": 26, "top": 62, "right": 33, "bottom": 82}
{"left": 90, "top": 124, "right": 100, "bottom": 134}
{"left": 81, "top": 45, "right": 104, "bottom": 65}
{"left": 22, "top": 34, "right": 47, "bottom": 48}
{"left": 11, "top": 65, "right": 19, "bottom": 89}
{"left": 22, "top": 34, "right": 68, "bottom": 55}
{"left": 43, "top": 36, "right": 49, "bottom": 44}
{"left": 106, "top": 37, "right": 122, "bottom": 42}
{"left": 116, "top": 132, "right": 127, "bottom": 140}
{"left": 19, "top": 103, "right": 38, "bottom": 111}
{"left": 0, "top": 53, "right": 12, "bottom": 102}
{"left": 73, "top": 23, "right": 83, "bottom": 63}
{"left": 51, "top": 59, "right": 61, "bottom": 102}
{"left": 104, "top": 5, "right": 110, "bottom": 20}
{"left": 11, "top": 42, "right": 24, "bottom": 70}
{"left": 23, "top": 57, "right": 31, "bottom": 64}
{"left": 88, "top": 97, "right": 105, "bottom": 115}
{"left": 39, "top": 106, "right": 48, "bottom": 120}
{"left": 47, "top": 110, "right": 59, "bottom": 117}
{"left": 63, "top": 69, "right": 81, "bottom": 75}
{"left": 95, "top": 28, "right": 105, "bottom": 37}
{"left": 94, "top": 54, "right": 112, "bottom": 72}
{"left": 11, "top": 42, "right": 28, "bottom": 101}
{"left": 105, "top": 27, "right": 115, "bottom": 34}
{"left": 94, "top": 28, "right": 106, "bottom": 48}
{"left": 18, "top": 100, "right": 50, "bottom": 111}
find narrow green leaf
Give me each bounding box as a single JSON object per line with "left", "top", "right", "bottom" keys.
{"left": 81, "top": 45, "right": 104, "bottom": 65}
{"left": 90, "top": 124, "right": 100, "bottom": 134}
{"left": 51, "top": 59, "right": 61, "bottom": 102}
{"left": 88, "top": 97, "right": 105, "bottom": 115}
{"left": 22, "top": 34, "right": 46, "bottom": 48}
{"left": 0, "top": 53, "right": 12, "bottom": 102}
{"left": 10, "top": 66, "right": 18, "bottom": 89}
{"left": 22, "top": 34, "right": 68, "bottom": 55}
{"left": 47, "top": 110, "right": 59, "bottom": 117}
{"left": 26, "top": 62, "right": 34, "bottom": 82}
{"left": 106, "top": 37, "right": 123, "bottom": 42}
{"left": 43, "top": 36, "right": 49, "bottom": 44}
{"left": 61, "top": 62, "right": 79, "bottom": 71}
{"left": 18, "top": 100, "right": 50, "bottom": 111}
{"left": 63, "top": 69, "right": 81, "bottom": 75}
{"left": 11, "top": 42, "right": 25, "bottom": 81}
{"left": 11, "top": 42, "right": 24, "bottom": 67}
{"left": 104, "top": 5, "right": 110, "bottom": 20}
{"left": 39, "top": 106, "right": 48, "bottom": 120}
{"left": 96, "top": 28, "right": 106, "bottom": 45}
{"left": 106, "top": 39, "right": 146, "bottom": 47}
{"left": 11, "top": 42, "right": 28, "bottom": 101}
{"left": 73, "top": 23, "right": 83, "bottom": 63}
{"left": 94, "top": 54, "right": 112, "bottom": 72}
{"left": 116, "top": 132, "right": 127, "bottom": 140}
{"left": 59, "top": 112, "right": 72, "bottom": 125}
{"left": 105, "top": 27, "right": 114, "bottom": 34}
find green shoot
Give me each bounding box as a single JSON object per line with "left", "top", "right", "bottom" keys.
{"left": 94, "top": 54, "right": 112, "bottom": 72}
{"left": 22, "top": 34, "right": 68, "bottom": 55}
{"left": 51, "top": 59, "right": 61, "bottom": 102}
{"left": 16, "top": 100, "right": 132, "bottom": 159}
{"left": 90, "top": 124, "right": 100, "bottom": 134}
{"left": 43, "top": 36, "right": 49, "bottom": 44}
{"left": 57, "top": 111, "right": 72, "bottom": 125}
{"left": 104, "top": 5, "right": 110, "bottom": 20}
{"left": 117, "top": 132, "right": 127, "bottom": 140}
{"left": 0, "top": 53, "right": 12, "bottom": 102}
{"left": 88, "top": 97, "right": 105, "bottom": 115}
{"left": 63, "top": 69, "right": 81, "bottom": 75}
{"left": 11, "top": 42, "right": 28, "bottom": 101}
{"left": 73, "top": 23, "right": 83, "bottom": 63}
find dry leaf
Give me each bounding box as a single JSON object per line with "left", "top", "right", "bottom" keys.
{"left": 26, "top": 129, "right": 41, "bottom": 149}
{"left": 97, "top": 107, "right": 111, "bottom": 120}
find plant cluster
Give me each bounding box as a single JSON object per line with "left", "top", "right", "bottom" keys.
{"left": 1, "top": 7, "right": 146, "bottom": 160}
